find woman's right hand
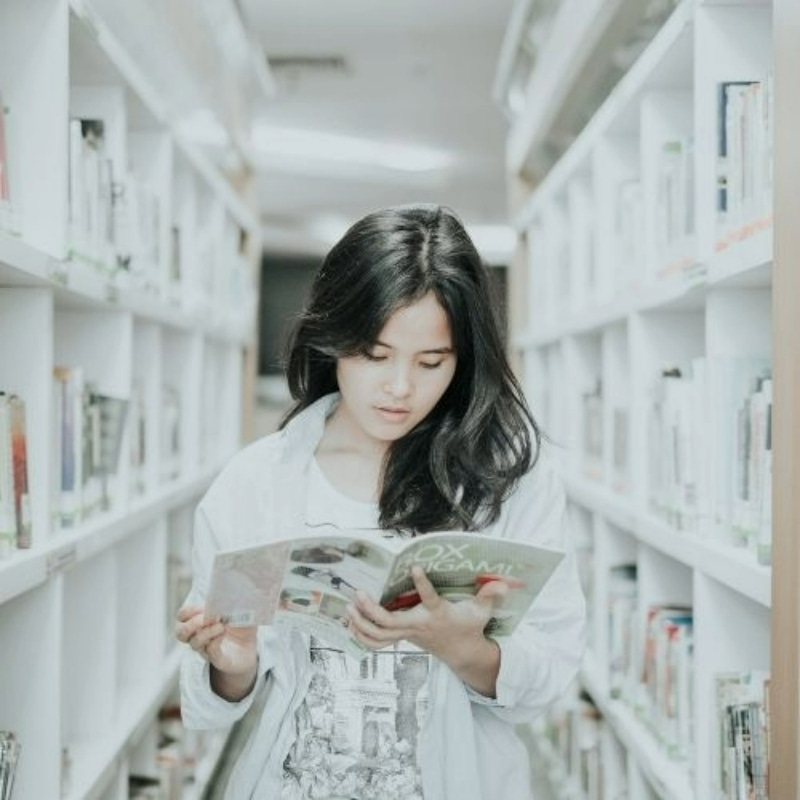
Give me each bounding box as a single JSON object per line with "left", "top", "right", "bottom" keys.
{"left": 176, "top": 605, "right": 258, "bottom": 700}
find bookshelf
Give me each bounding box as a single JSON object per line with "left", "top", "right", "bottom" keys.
{"left": 0, "top": 0, "right": 261, "bottom": 797}
{"left": 499, "top": 1, "right": 781, "bottom": 797}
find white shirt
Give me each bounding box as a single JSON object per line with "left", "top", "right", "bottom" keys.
{"left": 180, "top": 394, "right": 586, "bottom": 799}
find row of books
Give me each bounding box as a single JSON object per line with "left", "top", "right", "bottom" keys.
{"left": 0, "top": 393, "right": 30, "bottom": 558}
{"left": 647, "top": 357, "right": 772, "bottom": 563}
{"left": 68, "top": 115, "right": 253, "bottom": 318}
{"left": 0, "top": 369, "right": 193, "bottom": 553}
{"left": 52, "top": 366, "right": 129, "bottom": 531}
{"left": 716, "top": 74, "right": 774, "bottom": 241}
{"left": 608, "top": 567, "right": 695, "bottom": 762}
{"left": 52, "top": 368, "right": 187, "bottom": 532}
{"left": 527, "top": 72, "right": 773, "bottom": 313}
{"left": 536, "top": 668, "right": 770, "bottom": 800}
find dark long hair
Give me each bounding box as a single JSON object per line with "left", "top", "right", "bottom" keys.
{"left": 281, "top": 204, "right": 540, "bottom": 533}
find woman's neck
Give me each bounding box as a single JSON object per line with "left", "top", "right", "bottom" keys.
{"left": 314, "top": 407, "right": 386, "bottom": 503}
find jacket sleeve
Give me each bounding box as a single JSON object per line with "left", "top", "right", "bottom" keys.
{"left": 470, "top": 454, "right": 586, "bottom": 723}
{"left": 179, "top": 495, "right": 283, "bottom": 730}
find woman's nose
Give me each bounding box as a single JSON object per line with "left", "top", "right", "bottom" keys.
{"left": 384, "top": 364, "right": 412, "bottom": 397}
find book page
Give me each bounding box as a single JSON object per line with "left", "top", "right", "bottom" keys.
{"left": 205, "top": 533, "right": 396, "bottom": 637}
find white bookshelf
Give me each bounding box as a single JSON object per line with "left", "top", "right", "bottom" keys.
{"left": 0, "top": 0, "right": 260, "bottom": 797}
{"left": 504, "top": 1, "right": 775, "bottom": 797}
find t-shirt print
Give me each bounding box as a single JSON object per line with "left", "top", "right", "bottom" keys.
{"left": 282, "top": 460, "right": 431, "bottom": 799}
{"left": 282, "top": 636, "right": 431, "bottom": 799}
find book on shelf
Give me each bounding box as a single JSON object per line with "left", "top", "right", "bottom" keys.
{"left": 52, "top": 366, "right": 83, "bottom": 530}
{"left": 716, "top": 75, "right": 774, "bottom": 245}
{"left": 0, "top": 90, "right": 20, "bottom": 236}
{"left": 129, "top": 382, "right": 147, "bottom": 497}
{"left": 648, "top": 363, "right": 705, "bottom": 534}
{"left": 52, "top": 366, "right": 129, "bottom": 529}
{"left": 713, "top": 670, "right": 770, "bottom": 800}
{"left": 69, "top": 116, "right": 154, "bottom": 279}
{"left": 638, "top": 604, "right": 694, "bottom": 761}
{"left": 708, "top": 358, "right": 772, "bottom": 557}
{"left": 0, "top": 394, "right": 31, "bottom": 557}
{"left": 0, "top": 90, "right": 10, "bottom": 216}
{"left": 646, "top": 357, "right": 772, "bottom": 561}
{"left": 93, "top": 391, "right": 129, "bottom": 512}
{"left": 204, "top": 528, "right": 565, "bottom": 659}
{"left": 608, "top": 563, "right": 637, "bottom": 700}
{"left": 69, "top": 118, "right": 115, "bottom": 269}
{"left": 655, "top": 136, "right": 695, "bottom": 275}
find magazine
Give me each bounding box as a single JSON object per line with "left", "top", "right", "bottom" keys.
{"left": 204, "top": 528, "right": 565, "bottom": 657}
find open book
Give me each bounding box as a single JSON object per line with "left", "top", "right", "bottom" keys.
{"left": 204, "top": 528, "right": 565, "bottom": 657}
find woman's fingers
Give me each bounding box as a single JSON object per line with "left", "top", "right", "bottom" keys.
{"left": 410, "top": 565, "right": 443, "bottom": 610}
{"left": 348, "top": 594, "right": 409, "bottom": 647}
{"left": 177, "top": 604, "right": 204, "bottom": 623}
{"left": 189, "top": 621, "right": 226, "bottom": 653}
{"left": 175, "top": 605, "right": 225, "bottom": 658}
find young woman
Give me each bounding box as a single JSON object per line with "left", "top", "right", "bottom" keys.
{"left": 176, "top": 204, "right": 586, "bottom": 799}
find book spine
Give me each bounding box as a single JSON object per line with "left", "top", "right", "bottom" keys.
{"left": 0, "top": 394, "right": 15, "bottom": 557}
{"left": 9, "top": 395, "right": 31, "bottom": 549}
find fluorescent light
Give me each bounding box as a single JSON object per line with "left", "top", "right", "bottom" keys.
{"left": 251, "top": 124, "right": 453, "bottom": 173}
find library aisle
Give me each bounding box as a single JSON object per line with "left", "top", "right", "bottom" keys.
{"left": 1, "top": 0, "right": 797, "bottom": 799}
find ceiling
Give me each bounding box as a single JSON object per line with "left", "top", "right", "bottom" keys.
{"left": 238, "top": 0, "right": 516, "bottom": 253}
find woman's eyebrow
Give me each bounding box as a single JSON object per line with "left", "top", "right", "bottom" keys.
{"left": 373, "top": 339, "right": 454, "bottom": 355}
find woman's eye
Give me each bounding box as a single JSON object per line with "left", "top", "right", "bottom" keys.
{"left": 363, "top": 352, "right": 387, "bottom": 362}
{"left": 420, "top": 361, "right": 443, "bottom": 370}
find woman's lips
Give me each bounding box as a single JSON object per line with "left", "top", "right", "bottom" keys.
{"left": 375, "top": 405, "right": 410, "bottom": 422}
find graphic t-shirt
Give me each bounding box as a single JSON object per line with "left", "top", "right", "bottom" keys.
{"left": 281, "top": 458, "right": 431, "bottom": 800}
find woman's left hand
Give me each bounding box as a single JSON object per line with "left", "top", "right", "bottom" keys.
{"left": 346, "top": 565, "right": 509, "bottom": 695}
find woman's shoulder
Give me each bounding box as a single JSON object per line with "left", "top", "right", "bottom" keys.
{"left": 200, "top": 429, "right": 290, "bottom": 509}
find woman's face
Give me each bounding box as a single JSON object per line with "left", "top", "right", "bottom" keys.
{"left": 334, "top": 291, "right": 457, "bottom": 452}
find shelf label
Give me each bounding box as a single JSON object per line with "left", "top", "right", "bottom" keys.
{"left": 46, "top": 544, "right": 77, "bottom": 576}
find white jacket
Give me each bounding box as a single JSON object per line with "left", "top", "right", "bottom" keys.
{"left": 180, "top": 394, "right": 586, "bottom": 799}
